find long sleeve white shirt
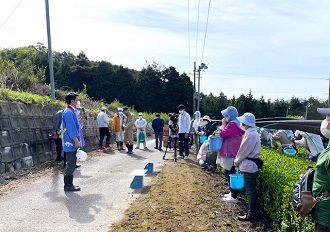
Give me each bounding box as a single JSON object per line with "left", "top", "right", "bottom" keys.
{"left": 178, "top": 111, "right": 191, "bottom": 134}
{"left": 97, "top": 112, "right": 108, "bottom": 128}
{"left": 135, "top": 118, "right": 147, "bottom": 130}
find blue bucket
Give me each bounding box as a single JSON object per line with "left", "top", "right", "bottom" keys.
{"left": 229, "top": 174, "right": 244, "bottom": 190}
{"left": 284, "top": 148, "right": 296, "bottom": 156}
{"left": 209, "top": 136, "right": 223, "bottom": 151}
{"left": 199, "top": 135, "right": 207, "bottom": 144}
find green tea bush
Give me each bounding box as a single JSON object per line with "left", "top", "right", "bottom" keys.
{"left": 259, "top": 147, "right": 315, "bottom": 231}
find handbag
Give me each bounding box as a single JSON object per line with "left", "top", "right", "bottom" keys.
{"left": 295, "top": 191, "right": 319, "bottom": 217}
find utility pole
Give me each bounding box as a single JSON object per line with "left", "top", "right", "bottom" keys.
{"left": 45, "top": 0, "right": 55, "bottom": 100}
{"left": 193, "top": 62, "right": 196, "bottom": 113}
{"left": 197, "top": 67, "right": 201, "bottom": 111}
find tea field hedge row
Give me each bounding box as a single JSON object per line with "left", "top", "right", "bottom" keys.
{"left": 259, "top": 147, "right": 315, "bottom": 231}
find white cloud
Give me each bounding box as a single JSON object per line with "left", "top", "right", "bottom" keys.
{"left": 0, "top": 0, "right": 330, "bottom": 101}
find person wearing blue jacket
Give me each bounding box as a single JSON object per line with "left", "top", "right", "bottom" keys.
{"left": 62, "top": 92, "right": 81, "bottom": 192}
{"left": 152, "top": 113, "right": 165, "bottom": 150}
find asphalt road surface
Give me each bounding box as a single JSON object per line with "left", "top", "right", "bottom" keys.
{"left": 0, "top": 140, "right": 172, "bottom": 232}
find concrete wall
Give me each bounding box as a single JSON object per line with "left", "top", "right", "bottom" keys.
{"left": 0, "top": 101, "right": 99, "bottom": 174}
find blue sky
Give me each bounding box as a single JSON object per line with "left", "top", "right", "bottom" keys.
{"left": 0, "top": 0, "right": 329, "bottom": 101}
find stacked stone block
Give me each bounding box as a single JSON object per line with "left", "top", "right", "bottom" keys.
{"left": 0, "top": 101, "right": 99, "bottom": 174}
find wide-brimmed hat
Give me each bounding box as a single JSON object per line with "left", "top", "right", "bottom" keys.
{"left": 237, "top": 113, "right": 256, "bottom": 128}
{"left": 202, "top": 115, "right": 211, "bottom": 122}
{"left": 317, "top": 108, "right": 330, "bottom": 115}
{"left": 221, "top": 106, "right": 238, "bottom": 120}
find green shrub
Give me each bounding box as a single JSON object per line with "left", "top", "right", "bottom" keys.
{"left": 259, "top": 147, "right": 315, "bottom": 231}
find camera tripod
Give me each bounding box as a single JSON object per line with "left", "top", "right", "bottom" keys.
{"left": 162, "top": 135, "right": 178, "bottom": 162}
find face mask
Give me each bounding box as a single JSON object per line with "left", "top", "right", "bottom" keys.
{"left": 139, "top": 116, "right": 142, "bottom": 119}
{"left": 179, "top": 110, "right": 184, "bottom": 114}
{"left": 197, "top": 120, "right": 207, "bottom": 127}
{"left": 119, "top": 112, "right": 123, "bottom": 116}
{"left": 321, "top": 119, "right": 330, "bottom": 139}
{"left": 76, "top": 101, "right": 81, "bottom": 109}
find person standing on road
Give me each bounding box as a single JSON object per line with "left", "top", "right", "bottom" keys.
{"left": 192, "top": 111, "right": 201, "bottom": 154}
{"left": 178, "top": 104, "right": 191, "bottom": 159}
{"left": 234, "top": 113, "right": 261, "bottom": 222}
{"left": 152, "top": 113, "right": 165, "bottom": 151}
{"left": 123, "top": 106, "right": 135, "bottom": 154}
{"left": 113, "top": 107, "right": 125, "bottom": 151}
{"left": 62, "top": 92, "right": 81, "bottom": 192}
{"left": 52, "top": 109, "right": 65, "bottom": 162}
{"left": 135, "top": 112, "right": 148, "bottom": 150}
{"left": 97, "top": 106, "right": 110, "bottom": 150}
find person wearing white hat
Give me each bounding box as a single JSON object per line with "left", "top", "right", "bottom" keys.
{"left": 192, "top": 111, "right": 202, "bottom": 154}
{"left": 135, "top": 112, "right": 148, "bottom": 150}
{"left": 113, "top": 107, "right": 125, "bottom": 151}
{"left": 97, "top": 106, "right": 110, "bottom": 149}
{"left": 234, "top": 112, "right": 261, "bottom": 222}
{"left": 200, "top": 115, "right": 215, "bottom": 137}
{"left": 310, "top": 108, "right": 330, "bottom": 231}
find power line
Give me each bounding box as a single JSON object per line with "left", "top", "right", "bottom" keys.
{"left": 209, "top": 70, "right": 326, "bottom": 80}
{"left": 195, "top": 0, "right": 201, "bottom": 61}
{"left": 187, "top": 0, "right": 191, "bottom": 72}
{"left": 201, "top": 0, "right": 211, "bottom": 64}
{"left": 0, "top": 0, "right": 23, "bottom": 30}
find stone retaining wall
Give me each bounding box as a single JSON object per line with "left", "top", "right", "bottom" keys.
{"left": 0, "top": 101, "right": 99, "bottom": 174}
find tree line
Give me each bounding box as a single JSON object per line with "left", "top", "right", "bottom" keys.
{"left": 0, "top": 43, "right": 327, "bottom": 119}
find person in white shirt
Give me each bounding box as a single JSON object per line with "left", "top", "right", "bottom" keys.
{"left": 135, "top": 112, "right": 148, "bottom": 150}
{"left": 295, "top": 130, "right": 325, "bottom": 162}
{"left": 177, "top": 104, "right": 191, "bottom": 159}
{"left": 97, "top": 106, "right": 110, "bottom": 149}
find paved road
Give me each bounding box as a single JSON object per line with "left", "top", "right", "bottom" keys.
{"left": 0, "top": 140, "right": 172, "bottom": 232}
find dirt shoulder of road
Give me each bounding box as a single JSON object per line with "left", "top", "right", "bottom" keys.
{"left": 110, "top": 159, "right": 273, "bottom": 232}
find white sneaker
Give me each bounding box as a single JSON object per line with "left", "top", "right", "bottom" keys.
{"left": 177, "top": 156, "right": 183, "bottom": 159}
{"left": 222, "top": 196, "right": 239, "bottom": 204}
{"left": 184, "top": 156, "right": 189, "bottom": 160}
{"left": 224, "top": 193, "right": 231, "bottom": 198}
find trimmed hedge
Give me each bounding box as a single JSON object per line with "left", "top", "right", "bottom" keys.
{"left": 259, "top": 147, "right": 315, "bottom": 231}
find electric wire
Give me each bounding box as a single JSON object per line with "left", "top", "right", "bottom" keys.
{"left": 0, "top": 0, "right": 24, "bottom": 30}
{"left": 209, "top": 70, "right": 326, "bottom": 80}
{"left": 195, "top": 0, "right": 201, "bottom": 62}
{"left": 187, "top": 0, "right": 191, "bottom": 73}
{"left": 201, "top": 0, "right": 211, "bottom": 64}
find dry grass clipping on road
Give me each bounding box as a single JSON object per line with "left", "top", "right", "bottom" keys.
{"left": 110, "top": 159, "right": 272, "bottom": 232}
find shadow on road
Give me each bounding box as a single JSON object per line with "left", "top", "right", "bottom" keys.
{"left": 127, "top": 153, "right": 146, "bottom": 160}
{"left": 43, "top": 166, "right": 110, "bottom": 224}
{"left": 132, "top": 186, "right": 152, "bottom": 195}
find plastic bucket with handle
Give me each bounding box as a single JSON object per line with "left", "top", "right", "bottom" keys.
{"left": 229, "top": 169, "right": 244, "bottom": 190}
{"left": 209, "top": 136, "right": 223, "bottom": 151}
{"left": 199, "top": 135, "right": 207, "bottom": 143}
